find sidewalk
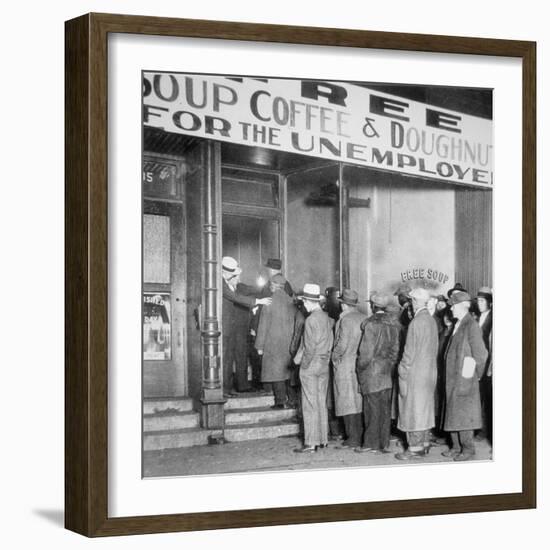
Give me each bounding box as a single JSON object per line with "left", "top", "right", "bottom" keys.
{"left": 143, "top": 435, "right": 492, "bottom": 478}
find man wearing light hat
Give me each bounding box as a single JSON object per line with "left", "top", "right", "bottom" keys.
{"left": 395, "top": 287, "right": 439, "bottom": 460}
{"left": 442, "top": 291, "right": 488, "bottom": 461}
{"left": 331, "top": 289, "right": 366, "bottom": 449}
{"left": 222, "top": 256, "right": 272, "bottom": 395}
{"left": 355, "top": 292, "right": 401, "bottom": 453}
{"left": 293, "top": 283, "right": 335, "bottom": 453}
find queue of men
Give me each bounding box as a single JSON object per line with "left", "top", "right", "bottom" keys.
{"left": 221, "top": 255, "right": 493, "bottom": 462}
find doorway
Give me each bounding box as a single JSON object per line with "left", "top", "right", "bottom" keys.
{"left": 222, "top": 215, "right": 281, "bottom": 286}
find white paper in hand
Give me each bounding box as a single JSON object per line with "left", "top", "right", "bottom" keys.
{"left": 462, "top": 356, "right": 476, "bottom": 378}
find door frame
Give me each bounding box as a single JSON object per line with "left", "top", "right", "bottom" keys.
{"left": 143, "top": 152, "right": 188, "bottom": 397}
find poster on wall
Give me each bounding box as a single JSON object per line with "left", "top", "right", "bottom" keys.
{"left": 143, "top": 292, "right": 171, "bottom": 360}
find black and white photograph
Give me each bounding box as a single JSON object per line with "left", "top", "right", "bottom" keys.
{"left": 141, "top": 72, "right": 494, "bottom": 478}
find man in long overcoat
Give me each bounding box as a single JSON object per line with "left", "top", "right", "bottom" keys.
{"left": 396, "top": 287, "right": 439, "bottom": 460}
{"left": 443, "top": 291, "right": 488, "bottom": 461}
{"left": 293, "top": 283, "right": 334, "bottom": 453}
{"left": 355, "top": 293, "right": 401, "bottom": 453}
{"left": 247, "top": 258, "right": 294, "bottom": 390}
{"left": 222, "top": 256, "right": 271, "bottom": 394}
{"left": 331, "top": 289, "right": 366, "bottom": 448}
{"left": 476, "top": 286, "right": 493, "bottom": 445}
{"left": 255, "top": 274, "right": 296, "bottom": 408}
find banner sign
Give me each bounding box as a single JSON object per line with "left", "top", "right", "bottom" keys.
{"left": 143, "top": 73, "right": 493, "bottom": 188}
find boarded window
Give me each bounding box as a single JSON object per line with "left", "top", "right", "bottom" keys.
{"left": 144, "top": 214, "right": 170, "bottom": 283}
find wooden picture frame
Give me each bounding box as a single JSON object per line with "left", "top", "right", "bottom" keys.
{"left": 65, "top": 12, "right": 536, "bottom": 537}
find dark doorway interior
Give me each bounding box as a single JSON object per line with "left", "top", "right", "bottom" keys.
{"left": 222, "top": 215, "right": 281, "bottom": 287}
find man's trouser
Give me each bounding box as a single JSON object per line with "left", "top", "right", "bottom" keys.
{"left": 299, "top": 358, "right": 330, "bottom": 447}
{"left": 407, "top": 429, "right": 430, "bottom": 452}
{"left": 450, "top": 430, "right": 475, "bottom": 455}
{"left": 342, "top": 413, "right": 363, "bottom": 447}
{"left": 223, "top": 330, "right": 249, "bottom": 393}
{"left": 268, "top": 380, "right": 288, "bottom": 406}
{"left": 479, "top": 375, "right": 493, "bottom": 444}
{"left": 363, "top": 388, "right": 392, "bottom": 450}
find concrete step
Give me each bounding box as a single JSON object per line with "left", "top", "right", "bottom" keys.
{"left": 225, "top": 406, "right": 297, "bottom": 426}
{"left": 143, "top": 411, "right": 200, "bottom": 431}
{"left": 224, "top": 393, "right": 274, "bottom": 410}
{"left": 224, "top": 420, "right": 301, "bottom": 442}
{"left": 144, "top": 427, "right": 212, "bottom": 451}
{"left": 143, "top": 396, "right": 194, "bottom": 415}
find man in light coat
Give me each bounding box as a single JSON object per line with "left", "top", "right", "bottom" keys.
{"left": 442, "top": 291, "right": 488, "bottom": 461}
{"left": 355, "top": 293, "right": 401, "bottom": 453}
{"left": 293, "top": 283, "right": 334, "bottom": 453}
{"left": 396, "top": 287, "right": 439, "bottom": 460}
{"left": 331, "top": 289, "right": 366, "bottom": 448}
{"left": 255, "top": 274, "right": 296, "bottom": 408}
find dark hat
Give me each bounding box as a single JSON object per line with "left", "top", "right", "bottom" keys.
{"left": 394, "top": 284, "right": 412, "bottom": 297}
{"left": 265, "top": 258, "right": 282, "bottom": 270}
{"left": 447, "top": 282, "right": 467, "bottom": 298}
{"left": 270, "top": 273, "right": 287, "bottom": 286}
{"left": 338, "top": 289, "right": 359, "bottom": 306}
{"left": 448, "top": 291, "right": 472, "bottom": 306}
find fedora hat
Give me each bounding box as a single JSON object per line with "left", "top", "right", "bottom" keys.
{"left": 477, "top": 286, "right": 493, "bottom": 300}
{"left": 300, "top": 283, "right": 322, "bottom": 301}
{"left": 222, "top": 256, "right": 241, "bottom": 275}
{"left": 447, "top": 282, "right": 466, "bottom": 298}
{"left": 265, "top": 258, "right": 282, "bottom": 270}
{"left": 338, "top": 289, "right": 359, "bottom": 306}
{"left": 448, "top": 291, "right": 472, "bottom": 306}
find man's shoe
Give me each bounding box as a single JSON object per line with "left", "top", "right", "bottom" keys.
{"left": 318, "top": 443, "right": 329, "bottom": 449}
{"left": 441, "top": 448, "right": 460, "bottom": 458}
{"left": 354, "top": 446, "right": 374, "bottom": 453}
{"left": 294, "top": 445, "right": 317, "bottom": 453}
{"left": 270, "top": 404, "right": 285, "bottom": 410}
{"left": 395, "top": 449, "right": 426, "bottom": 460}
{"left": 454, "top": 452, "right": 475, "bottom": 462}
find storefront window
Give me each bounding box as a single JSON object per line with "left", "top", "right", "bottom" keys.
{"left": 143, "top": 293, "right": 171, "bottom": 361}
